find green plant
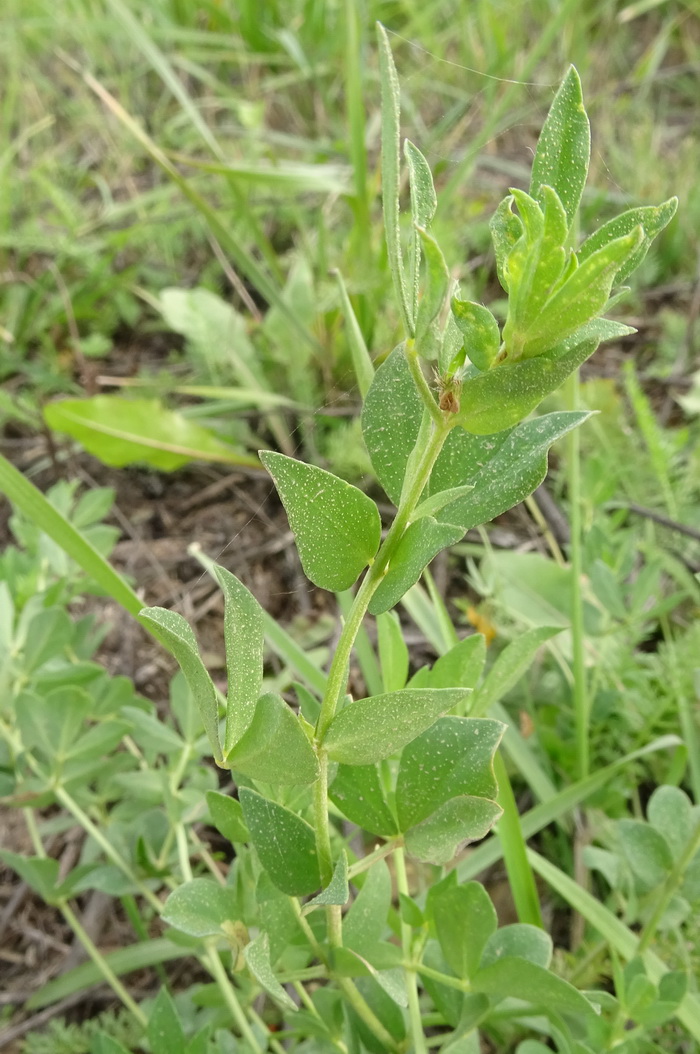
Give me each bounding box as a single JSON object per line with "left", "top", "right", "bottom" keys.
{"left": 2, "top": 29, "right": 696, "bottom": 1054}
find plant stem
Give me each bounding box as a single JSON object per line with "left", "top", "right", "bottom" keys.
{"left": 567, "top": 370, "right": 589, "bottom": 780}
{"left": 205, "top": 945, "right": 265, "bottom": 1054}
{"left": 336, "top": 975, "right": 402, "bottom": 1053}
{"left": 394, "top": 846, "right": 427, "bottom": 1054}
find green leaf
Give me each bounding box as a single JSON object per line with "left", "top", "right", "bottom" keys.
{"left": 377, "top": 22, "right": 412, "bottom": 335}
{"left": 214, "top": 566, "right": 264, "bottom": 751}
{"left": 239, "top": 788, "right": 320, "bottom": 896}
{"left": 361, "top": 345, "right": 422, "bottom": 504}
{"left": 15, "top": 687, "right": 90, "bottom": 762}
{"left": 480, "top": 924, "right": 552, "bottom": 969}
{"left": 259, "top": 451, "right": 381, "bottom": 591}
{"left": 161, "top": 878, "right": 239, "bottom": 938}
{"left": 451, "top": 299, "right": 501, "bottom": 372}
{"left": 377, "top": 611, "right": 409, "bottom": 693}
{"left": 456, "top": 336, "right": 598, "bottom": 434}
{"left": 472, "top": 957, "right": 597, "bottom": 1019}
{"left": 304, "top": 852, "right": 349, "bottom": 912}
{"left": 430, "top": 412, "right": 591, "bottom": 531}
{"left": 423, "top": 635, "right": 487, "bottom": 691}
{"left": 413, "top": 485, "right": 474, "bottom": 521}
{"left": 429, "top": 879, "right": 497, "bottom": 979}
{"left": 343, "top": 860, "right": 392, "bottom": 952}
{"left": 369, "top": 518, "right": 465, "bottom": 615}
{"left": 616, "top": 819, "right": 674, "bottom": 893}
{"left": 470, "top": 626, "right": 562, "bottom": 718}
{"left": 245, "top": 932, "right": 298, "bottom": 1013}
{"left": 227, "top": 693, "right": 319, "bottom": 784}
{"left": 415, "top": 227, "right": 450, "bottom": 352}
{"left": 405, "top": 796, "right": 502, "bottom": 865}
{"left": 205, "top": 791, "right": 250, "bottom": 844}
{"left": 148, "top": 987, "right": 186, "bottom": 1054}
{"left": 405, "top": 140, "right": 437, "bottom": 230}
{"left": 577, "top": 197, "right": 678, "bottom": 283}
{"left": 396, "top": 716, "right": 505, "bottom": 830}
{"left": 44, "top": 396, "right": 256, "bottom": 471}
{"left": 647, "top": 785, "right": 695, "bottom": 857}
{"left": 529, "top": 65, "right": 590, "bottom": 225}
{"left": 323, "top": 688, "right": 469, "bottom": 765}
{"left": 490, "top": 195, "right": 523, "bottom": 292}
{"left": 520, "top": 228, "right": 643, "bottom": 358}
{"left": 0, "top": 851, "right": 59, "bottom": 904}
{"left": 138, "top": 607, "right": 222, "bottom": 764}
{"left": 330, "top": 763, "right": 399, "bottom": 836}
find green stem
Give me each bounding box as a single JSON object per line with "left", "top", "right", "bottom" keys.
{"left": 411, "top": 962, "right": 469, "bottom": 994}
{"left": 493, "top": 753, "right": 544, "bottom": 928}
{"left": 336, "top": 975, "right": 402, "bottom": 1053}
{"left": 205, "top": 945, "right": 265, "bottom": 1054}
{"left": 394, "top": 846, "right": 427, "bottom": 1054}
{"left": 567, "top": 370, "right": 589, "bottom": 780}
{"left": 405, "top": 339, "right": 443, "bottom": 425}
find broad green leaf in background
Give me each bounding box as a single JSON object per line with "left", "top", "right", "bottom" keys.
{"left": 0, "top": 852, "right": 59, "bottom": 904}
{"left": 455, "top": 337, "right": 598, "bottom": 435}
{"left": 245, "top": 933, "right": 298, "bottom": 1014}
{"left": 138, "top": 607, "right": 222, "bottom": 764}
{"left": 304, "top": 852, "right": 350, "bottom": 912}
{"left": 44, "top": 397, "right": 257, "bottom": 471}
{"left": 396, "top": 716, "right": 504, "bottom": 830}
{"left": 480, "top": 924, "right": 552, "bottom": 969}
{"left": 148, "top": 988, "right": 186, "bottom": 1054}
{"left": 239, "top": 788, "right": 320, "bottom": 897}
{"left": 361, "top": 345, "right": 422, "bottom": 505}
{"left": 330, "top": 763, "right": 399, "bottom": 836}
{"left": 616, "top": 819, "right": 674, "bottom": 893}
{"left": 15, "top": 687, "right": 90, "bottom": 762}
{"left": 214, "top": 566, "right": 264, "bottom": 752}
{"left": 422, "top": 635, "right": 487, "bottom": 691}
{"left": 451, "top": 298, "right": 501, "bottom": 372}
{"left": 205, "top": 791, "right": 250, "bottom": 844}
{"left": 377, "top": 611, "right": 410, "bottom": 693}
{"left": 470, "top": 626, "right": 561, "bottom": 718}
{"left": 429, "top": 411, "right": 591, "bottom": 531}
{"left": 161, "top": 878, "right": 239, "bottom": 938}
{"left": 259, "top": 451, "right": 381, "bottom": 591}
{"left": 322, "top": 688, "right": 469, "bottom": 765}
{"left": 647, "top": 785, "right": 696, "bottom": 857}
{"left": 577, "top": 197, "right": 678, "bottom": 283}
{"left": 343, "top": 860, "right": 392, "bottom": 953}
{"left": 404, "top": 795, "right": 502, "bottom": 865}
{"left": 227, "top": 692, "right": 319, "bottom": 784}
{"left": 472, "top": 958, "right": 597, "bottom": 1020}
{"left": 368, "top": 518, "right": 465, "bottom": 615}
{"left": 529, "top": 65, "right": 590, "bottom": 225}
{"left": 429, "top": 879, "right": 497, "bottom": 979}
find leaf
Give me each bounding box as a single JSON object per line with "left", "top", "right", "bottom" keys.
{"left": 396, "top": 716, "right": 505, "bottom": 830}
{"left": 455, "top": 336, "right": 598, "bottom": 434}
{"left": 329, "top": 764, "right": 399, "bottom": 836}
{"left": 480, "top": 924, "right": 553, "bottom": 969}
{"left": 369, "top": 518, "right": 465, "bottom": 615}
{"left": 413, "top": 484, "right": 474, "bottom": 520}
{"left": 490, "top": 195, "right": 523, "bottom": 292}
{"left": 577, "top": 197, "right": 678, "bottom": 283}
{"left": 405, "top": 796, "right": 502, "bottom": 865}
{"left": 0, "top": 851, "right": 59, "bottom": 903}
{"left": 415, "top": 227, "right": 450, "bottom": 352}
{"left": 425, "top": 635, "right": 487, "bottom": 691}
{"left": 429, "top": 879, "right": 497, "bottom": 979}
{"left": 259, "top": 451, "right": 381, "bottom": 591}
{"left": 322, "top": 688, "right": 469, "bottom": 765}
{"left": 161, "top": 878, "right": 239, "bottom": 938}
{"left": 430, "top": 411, "right": 590, "bottom": 531}
{"left": 205, "top": 791, "right": 250, "bottom": 844}
{"left": 304, "top": 853, "right": 349, "bottom": 912}
{"left": 227, "top": 693, "right": 319, "bottom": 784}
{"left": 405, "top": 140, "right": 437, "bottom": 230}
{"left": 343, "top": 860, "right": 392, "bottom": 952}
{"left": 43, "top": 397, "right": 256, "bottom": 471}
{"left": 529, "top": 65, "right": 590, "bottom": 225}
{"left": 470, "top": 626, "right": 562, "bottom": 718}
{"left": 138, "top": 607, "right": 222, "bottom": 764}
{"left": 361, "top": 345, "right": 422, "bottom": 504}
{"left": 214, "top": 566, "right": 264, "bottom": 751}
{"left": 239, "top": 788, "right": 320, "bottom": 896}
{"left": 245, "top": 932, "right": 298, "bottom": 1013}
{"left": 15, "top": 687, "right": 91, "bottom": 762}
{"left": 148, "top": 987, "right": 186, "bottom": 1054}
{"left": 616, "top": 819, "right": 674, "bottom": 893}
{"left": 472, "top": 957, "right": 597, "bottom": 1019}
{"left": 647, "top": 785, "right": 695, "bottom": 857}
{"left": 451, "top": 299, "right": 501, "bottom": 372}
{"left": 521, "top": 229, "right": 643, "bottom": 358}
{"left": 377, "top": 611, "right": 409, "bottom": 693}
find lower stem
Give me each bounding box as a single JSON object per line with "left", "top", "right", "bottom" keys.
{"left": 394, "top": 846, "right": 427, "bottom": 1054}
{"left": 205, "top": 945, "right": 265, "bottom": 1054}
{"left": 567, "top": 370, "right": 589, "bottom": 781}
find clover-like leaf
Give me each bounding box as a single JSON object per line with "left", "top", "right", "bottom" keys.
{"left": 260, "top": 451, "right": 381, "bottom": 591}
{"left": 368, "top": 518, "right": 465, "bottom": 615}
{"left": 239, "top": 788, "right": 320, "bottom": 897}
{"left": 361, "top": 345, "right": 422, "bottom": 504}
{"left": 404, "top": 796, "right": 502, "bottom": 865}
{"left": 226, "top": 692, "right": 319, "bottom": 784}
